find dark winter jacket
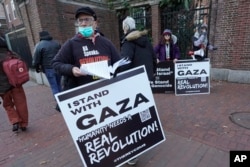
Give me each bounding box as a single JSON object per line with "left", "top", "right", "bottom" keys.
{"left": 52, "top": 33, "right": 121, "bottom": 90}
{"left": 120, "top": 29, "right": 157, "bottom": 81}
{"left": 154, "top": 35, "right": 180, "bottom": 61}
{"left": 33, "top": 36, "right": 61, "bottom": 70}
{"left": 0, "top": 49, "right": 13, "bottom": 95}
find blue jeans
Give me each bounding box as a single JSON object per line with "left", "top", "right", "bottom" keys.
{"left": 44, "top": 68, "right": 62, "bottom": 96}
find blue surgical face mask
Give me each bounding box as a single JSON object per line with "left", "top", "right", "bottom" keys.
{"left": 78, "top": 26, "right": 94, "bottom": 37}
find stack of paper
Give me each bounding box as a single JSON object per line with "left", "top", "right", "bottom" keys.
{"left": 80, "top": 57, "right": 131, "bottom": 79}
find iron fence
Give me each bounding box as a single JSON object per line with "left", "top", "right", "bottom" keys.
{"left": 161, "top": 5, "right": 211, "bottom": 59}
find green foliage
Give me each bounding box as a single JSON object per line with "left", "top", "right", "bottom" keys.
{"left": 107, "top": 0, "right": 131, "bottom": 10}
{"left": 108, "top": 0, "right": 133, "bottom": 17}
{"left": 107, "top": 2, "right": 114, "bottom": 9}
{"left": 159, "top": 0, "right": 192, "bottom": 10}
{"left": 107, "top": 0, "right": 192, "bottom": 10}
{"left": 122, "top": 1, "right": 131, "bottom": 9}
{"left": 136, "top": 24, "right": 145, "bottom": 31}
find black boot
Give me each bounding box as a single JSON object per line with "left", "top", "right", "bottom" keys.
{"left": 12, "top": 123, "right": 19, "bottom": 132}
{"left": 21, "top": 127, "right": 27, "bottom": 131}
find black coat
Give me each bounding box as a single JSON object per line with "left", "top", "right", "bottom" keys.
{"left": 52, "top": 34, "right": 121, "bottom": 90}
{"left": 33, "top": 36, "right": 61, "bottom": 70}
{"left": 120, "top": 29, "right": 156, "bottom": 80}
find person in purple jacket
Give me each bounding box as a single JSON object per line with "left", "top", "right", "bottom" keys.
{"left": 154, "top": 29, "right": 180, "bottom": 63}
{"left": 52, "top": 6, "right": 121, "bottom": 91}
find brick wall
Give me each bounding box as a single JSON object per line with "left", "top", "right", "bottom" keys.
{"left": 93, "top": 8, "right": 120, "bottom": 48}
{"left": 18, "top": 0, "right": 38, "bottom": 52}
{"left": 20, "top": 0, "right": 119, "bottom": 52}
{"left": 151, "top": 3, "right": 161, "bottom": 46}
{"left": 209, "top": 0, "right": 250, "bottom": 70}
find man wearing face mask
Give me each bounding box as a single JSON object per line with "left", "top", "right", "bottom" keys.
{"left": 52, "top": 6, "right": 121, "bottom": 91}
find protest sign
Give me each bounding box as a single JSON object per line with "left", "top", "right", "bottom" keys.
{"left": 150, "top": 61, "right": 175, "bottom": 93}
{"left": 55, "top": 66, "right": 166, "bottom": 167}
{"left": 175, "top": 59, "right": 210, "bottom": 95}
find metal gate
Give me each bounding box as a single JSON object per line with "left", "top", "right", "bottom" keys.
{"left": 161, "top": 3, "right": 211, "bottom": 59}
{"left": 6, "top": 28, "right": 32, "bottom": 68}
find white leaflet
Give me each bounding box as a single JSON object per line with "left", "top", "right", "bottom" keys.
{"left": 80, "top": 57, "right": 131, "bottom": 79}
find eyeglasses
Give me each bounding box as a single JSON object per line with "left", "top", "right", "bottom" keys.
{"left": 77, "top": 18, "right": 94, "bottom": 24}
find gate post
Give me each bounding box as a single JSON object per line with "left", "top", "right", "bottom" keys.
{"left": 151, "top": 2, "right": 161, "bottom": 46}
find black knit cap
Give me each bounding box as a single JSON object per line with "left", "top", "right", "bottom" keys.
{"left": 75, "top": 6, "right": 97, "bottom": 20}
{"left": 39, "top": 31, "right": 52, "bottom": 40}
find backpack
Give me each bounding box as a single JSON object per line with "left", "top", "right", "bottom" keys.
{"left": 3, "top": 55, "right": 29, "bottom": 87}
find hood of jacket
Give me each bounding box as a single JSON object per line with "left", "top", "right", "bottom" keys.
{"left": 171, "top": 34, "right": 177, "bottom": 45}
{"left": 122, "top": 29, "right": 149, "bottom": 47}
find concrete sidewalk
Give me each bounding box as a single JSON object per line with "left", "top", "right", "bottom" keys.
{"left": 1, "top": 80, "right": 250, "bottom": 167}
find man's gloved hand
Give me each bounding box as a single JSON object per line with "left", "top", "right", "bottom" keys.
{"left": 35, "top": 65, "right": 41, "bottom": 73}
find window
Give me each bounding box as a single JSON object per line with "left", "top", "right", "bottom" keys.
{"left": 11, "top": 0, "right": 17, "bottom": 20}
{"left": 5, "top": 4, "right": 11, "bottom": 22}
{"left": 131, "top": 7, "right": 147, "bottom": 30}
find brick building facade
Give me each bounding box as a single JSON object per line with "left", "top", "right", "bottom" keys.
{"left": 2, "top": 0, "right": 250, "bottom": 83}
{"left": 17, "top": 0, "right": 120, "bottom": 53}
{"left": 210, "top": 0, "right": 250, "bottom": 70}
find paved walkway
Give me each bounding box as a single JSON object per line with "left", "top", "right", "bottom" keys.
{"left": 1, "top": 80, "right": 250, "bottom": 167}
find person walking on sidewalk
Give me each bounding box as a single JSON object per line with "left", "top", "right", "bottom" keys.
{"left": 52, "top": 6, "right": 121, "bottom": 90}
{"left": 0, "top": 37, "right": 29, "bottom": 132}
{"left": 33, "top": 31, "right": 62, "bottom": 111}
